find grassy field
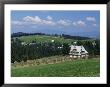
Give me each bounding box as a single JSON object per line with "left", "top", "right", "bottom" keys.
{"left": 15, "top": 35, "right": 93, "bottom": 44}
{"left": 11, "top": 57, "right": 100, "bottom": 77}
{"left": 16, "top": 35, "right": 72, "bottom": 43}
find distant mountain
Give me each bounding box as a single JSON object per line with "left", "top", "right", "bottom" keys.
{"left": 12, "top": 27, "right": 100, "bottom": 39}
{"left": 61, "top": 34, "right": 91, "bottom": 40}
{"left": 11, "top": 32, "right": 45, "bottom": 37}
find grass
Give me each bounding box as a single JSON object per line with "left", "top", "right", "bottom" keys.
{"left": 11, "top": 57, "right": 100, "bottom": 77}
{"left": 16, "top": 35, "right": 73, "bottom": 43}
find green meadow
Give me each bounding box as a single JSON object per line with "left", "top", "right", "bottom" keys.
{"left": 11, "top": 57, "right": 100, "bottom": 77}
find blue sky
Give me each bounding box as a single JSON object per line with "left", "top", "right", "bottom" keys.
{"left": 11, "top": 10, "right": 100, "bottom": 38}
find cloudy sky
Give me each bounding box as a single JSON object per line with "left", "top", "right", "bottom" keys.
{"left": 11, "top": 11, "right": 100, "bottom": 38}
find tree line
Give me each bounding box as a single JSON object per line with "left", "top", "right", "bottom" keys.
{"left": 11, "top": 38, "right": 100, "bottom": 63}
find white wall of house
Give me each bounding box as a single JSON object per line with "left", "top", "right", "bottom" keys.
{"left": 69, "top": 45, "right": 88, "bottom": 58}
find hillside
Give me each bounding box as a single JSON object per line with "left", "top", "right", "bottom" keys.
{"left": 15, "top": 35, "right": 73, "bottom": 43}
{"left": 11, "top": 32, "right": 95, "bottom": 44}
{"left": 11, "top": 32, "right": 100, "bottom": 63}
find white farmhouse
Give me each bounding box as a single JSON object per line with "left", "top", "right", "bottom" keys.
{"left": 69, "top": 45, "right": 88, "bottom": 58}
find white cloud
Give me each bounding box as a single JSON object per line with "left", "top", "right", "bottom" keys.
{"left": 73, "top": 20, "right": 86, "bottom": 27}
{"left": 13, "top": 16, "right": 88, "bottom": 28}
{"left": 11, "top": 21, "right": 27, "bottom": 26}
{"left": 23, "top": 16, "right": 33, "bottom": 22}
{"left": 73, "top": 22, "right": 77, "bottom": 26}
{"left": 47, "top": 16, "right": 53, "bottom": 20}
{"left": 35, "top": 16, "right": 42, "bottom": 23}
{"left": 93, "top": 23, "right": 97, "bottom": 27}
{"left": 42, "top": 20, "right": 56, "bottom": 26}
{"left": 57, "top": 20, "right": 71, "bottom": 26}
{"left": 22, "top": 16, "right": 56, "bottom": 26}
{"left": 11, "top": 21, "right": 22, "bottom": 25}
{"left": 86, "top": 16, "right": 96, "bottom": 22}
{"left": 23, "top": 16, "right": 42, "bottom": 24}
{"left": 77, "top": 20, "right": 86, "bottom": 26}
